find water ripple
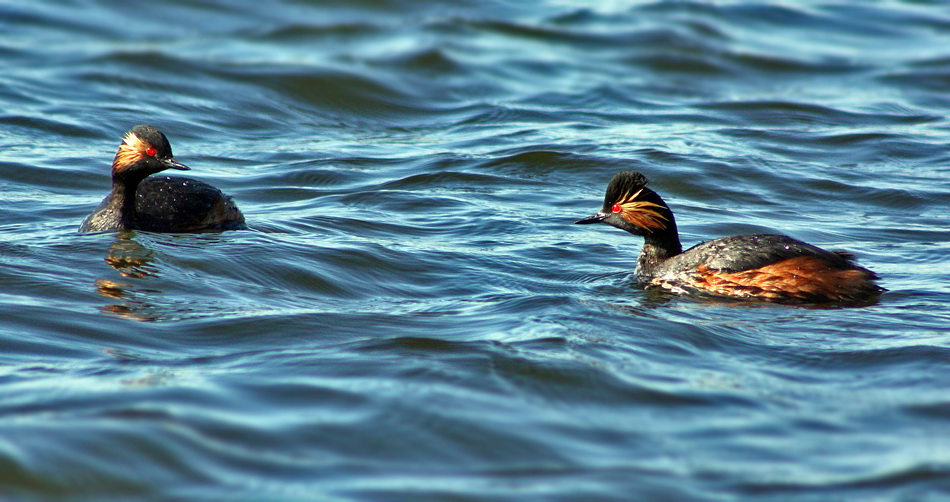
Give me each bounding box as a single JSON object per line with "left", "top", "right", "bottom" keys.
{"left": 1, "top": 1, "right": 949, "bottom": 500}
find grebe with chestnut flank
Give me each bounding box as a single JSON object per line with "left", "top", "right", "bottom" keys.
{"left": 576, "top": 171, "right": 883, "bottom": 303}
{"left": 80, "top": 125, "right": 246, "bottom": 233}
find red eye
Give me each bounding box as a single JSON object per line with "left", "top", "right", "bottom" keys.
{"left": 610, "top": 204, "right": 622, "bottom": 213}
{"left": 145, "top": 147, "right": 156, "bottom": 156}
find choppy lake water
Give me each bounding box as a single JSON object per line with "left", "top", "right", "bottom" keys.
{"left": 2, "top": 1, "right": 949, "bottom": 500}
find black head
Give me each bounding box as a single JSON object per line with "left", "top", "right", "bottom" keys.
{"left": 111, "top": 124, "right": 190, "bottom": 180}
{"left": 575, "top": 170, "right": 674, "bottom": 237}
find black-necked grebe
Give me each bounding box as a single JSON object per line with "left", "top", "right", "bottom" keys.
{"left": 80, "top": 125, "right": 246, "bottom": 233}
{"left": 576, "top": 171, "right": 883, "bottom": 303}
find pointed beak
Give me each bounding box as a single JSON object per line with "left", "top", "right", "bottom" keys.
{"left": 575, "top": 212, "right": 608, "bottom": 225}
{"left": 161, "top": 157, "right": 191, "bottom": 171}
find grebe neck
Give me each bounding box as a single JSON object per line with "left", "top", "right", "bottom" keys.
{"left": 111, "top": 175, "right": 145, "bottom": 229}
{"left": 636, "top": 227, "right": 683, "bottom": 275}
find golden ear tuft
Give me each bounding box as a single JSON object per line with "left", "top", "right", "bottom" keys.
{"left": 615, "top": 189, "right": 668, "bottom": 231}
{"left": 113, "top": 133, "right": 148, "bottom": 171}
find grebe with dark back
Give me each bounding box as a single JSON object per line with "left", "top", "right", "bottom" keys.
{"left": 576, "top": 171, "right": 883, "bottom": 304}
{"left": 80, "top": 125, "right": 246, "bottom": 233}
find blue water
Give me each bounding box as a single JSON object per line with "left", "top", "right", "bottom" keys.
{"left": 2, "top": 1, "right": 949, "bottom": 500}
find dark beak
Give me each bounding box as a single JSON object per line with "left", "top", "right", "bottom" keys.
{"left": 575, "top": 212, "right": 608, "bottom": 225}
{"left": 162, "top": 157, "right": 191, "bottom": 171}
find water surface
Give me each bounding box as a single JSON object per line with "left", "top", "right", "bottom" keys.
{"left": 1, "top": 1, "right": 949, "bottom": 500}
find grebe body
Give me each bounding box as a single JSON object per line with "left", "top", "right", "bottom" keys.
{"left": 577, "top": 171, "right": 883, "bottom": 303}
{"left": 80, "top": 125, "right": 245, "bottom": 233}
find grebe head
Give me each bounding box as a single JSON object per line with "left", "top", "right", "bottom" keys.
{"left": 111, "top": 124, "right": 190, "bottom": 180}
{"left": 575, "top": 170, "right": 673, "bottom": 237}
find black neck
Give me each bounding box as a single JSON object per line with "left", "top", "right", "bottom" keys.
{"left": 636, "top": 219, "right": 683, "bottom": 275}
{"left": 110, "top": 174, "right": 144, "bottom": 229}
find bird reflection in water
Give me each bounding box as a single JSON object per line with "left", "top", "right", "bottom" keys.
{"left": 95, "top": 234, "right": 164, "bottom": 321}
